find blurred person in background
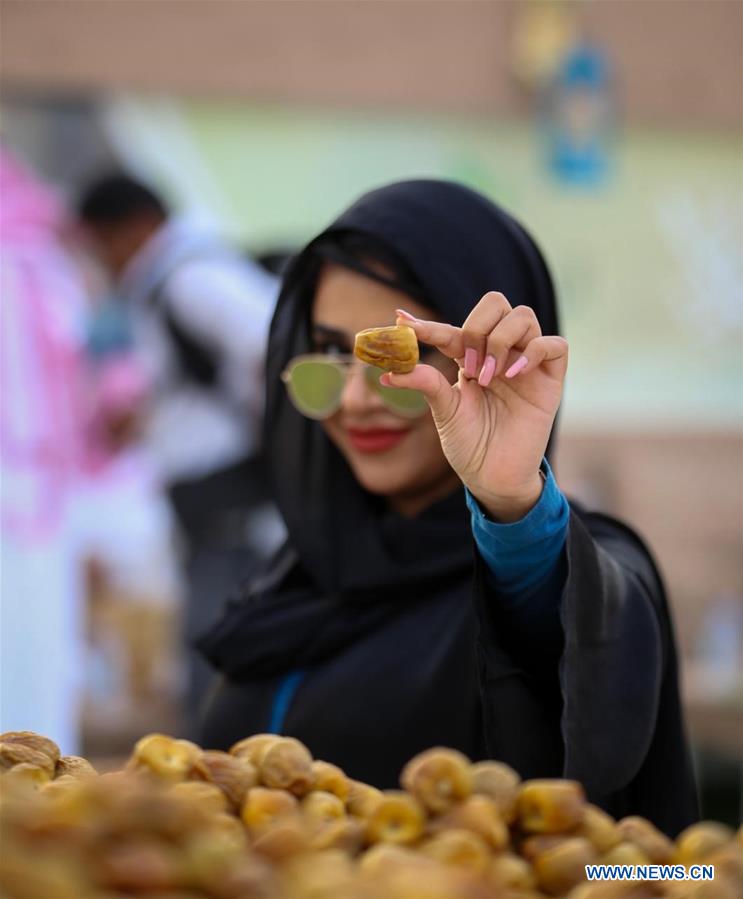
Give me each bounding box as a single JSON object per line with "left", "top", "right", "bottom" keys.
{"left": 0, "top": 148, "right": 88, "bottom": 752}
{"left": 77, "top": 349, "right": 183, "bottom": 719}
{"left": 199, "top": 180, "right": 697, "bottom": 834}
{"left": 76, "top": 174, "right": 283, "bottom": 727}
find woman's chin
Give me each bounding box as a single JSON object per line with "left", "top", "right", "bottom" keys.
{"left": 325, "top": 422, "right": 452, "bottom": 505}
{"left": 350, "top": 462, "right": 411, "bottom": 498}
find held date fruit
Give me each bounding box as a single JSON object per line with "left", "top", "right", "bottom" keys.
{"left": 517, "top": 779, "right": 586, "bottom": 833}
{"left": 354, "top": 325, "right": 419, "bottom": 373}
{"left": 400, "top": 747, "right": 473, "bottom": 814}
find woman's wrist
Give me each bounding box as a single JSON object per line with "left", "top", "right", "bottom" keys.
{"left": 470, "top": 472, "right": 545, "bottom": 524}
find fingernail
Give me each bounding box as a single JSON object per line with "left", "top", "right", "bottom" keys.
{"left": 464, "top": 347, "right": 478, "bottom": 378}
{"left": 505, "top": 355, "right": 528, "bottom": 378}
{"left": 379, "top": 372, "right": 393, "bottom": 386}
{"left": 395, "top": 308, "right": 419, "bottom": 323}
{"left": 478, "top": 354, "right": 496, "bottom": 387}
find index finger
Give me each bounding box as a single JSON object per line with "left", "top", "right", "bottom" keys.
{"left": 395, "top": 310, "right": 465, "bottom": 361}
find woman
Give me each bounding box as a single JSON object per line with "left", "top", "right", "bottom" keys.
{"left": 199, "top": 180, "right": 697, "bottom": 834}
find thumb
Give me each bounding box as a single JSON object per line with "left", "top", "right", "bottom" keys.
{"left": 382, "top": 364, "right": 459, "bottom": 424}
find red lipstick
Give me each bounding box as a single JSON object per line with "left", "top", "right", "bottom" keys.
{"left": 346, "top": 428, "right": 409, "bottom": 453}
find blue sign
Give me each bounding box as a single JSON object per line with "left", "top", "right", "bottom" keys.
{"left": 545, "top": 43, "right": 614, "bottom": 187}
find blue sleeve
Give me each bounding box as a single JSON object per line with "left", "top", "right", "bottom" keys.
{"left": 465, "top": 458, "right": 569, "bottom": 601}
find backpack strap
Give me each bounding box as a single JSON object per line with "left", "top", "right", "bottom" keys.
{"left": 146, "top": 246, "right": 237, "bottom": 390}
{"left": 157, "top": 292, "right": 219, "bottom": 388}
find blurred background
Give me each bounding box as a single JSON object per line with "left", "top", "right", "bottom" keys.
{"left": 1, "top": 0, "right": 741, "bottom": 823}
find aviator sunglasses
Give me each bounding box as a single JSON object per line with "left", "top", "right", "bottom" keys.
{"left": 281, "top": 353, "right": 429, "bottom": 420}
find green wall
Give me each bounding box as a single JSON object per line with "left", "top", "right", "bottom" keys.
{"left": 109, "top": 98, "right": 743, "bottom": 429}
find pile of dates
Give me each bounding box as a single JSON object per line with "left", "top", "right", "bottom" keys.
{"left": 1, "top": 730, "right": 741, "bottom": 899}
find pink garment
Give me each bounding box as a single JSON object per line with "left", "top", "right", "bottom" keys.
{"left": 0, "top": 149, "right": 62, "bottom": 240}
{"left": 0, "top": 149, "right": 86, "bottom": 541}
{"left": 96, "top": 354, "right": 149, "bottom": 416}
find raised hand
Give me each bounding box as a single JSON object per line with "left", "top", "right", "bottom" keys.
{"left": 383, "top": 292, "right": 568, "bottom": 522}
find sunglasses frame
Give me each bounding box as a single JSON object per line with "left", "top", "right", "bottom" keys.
{"left": 281, "top": 353, "right": 428, "bottom": 420}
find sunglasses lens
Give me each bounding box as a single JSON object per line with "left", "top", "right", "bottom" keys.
{"left": 365, "top": 366, "right": 429, "bottom": 417}
{"left": 286, "top": 360, "right": 344, "bottom": 419}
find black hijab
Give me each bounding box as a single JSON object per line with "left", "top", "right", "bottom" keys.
{"left": 201, "top": 179, "right": 560, "bottom": 677}
{"left": 265, "top": 179, "right": 560, "bottom": 593}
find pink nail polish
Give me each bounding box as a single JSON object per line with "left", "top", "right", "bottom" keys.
{"left": 464, "top": 348, "right": 478, "bottom": 378}
{"left": 505, "top": 355, "right": 528, "bottom": 378}
{"left": 478, "top": 354, "right": 496, "bottom": 387}
{"left": 395, "top": 308, "right": 419, "bottom": 323}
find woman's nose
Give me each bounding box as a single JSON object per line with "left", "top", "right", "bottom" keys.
{"left": 340, "top": 364, "right": 382, "bottom": 414}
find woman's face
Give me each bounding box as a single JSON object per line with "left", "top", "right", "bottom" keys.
{"left": 312, "top": 263, "right": 460, "bottom": 516}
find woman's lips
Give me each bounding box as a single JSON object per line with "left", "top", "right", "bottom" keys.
{"left": 346, "top": 427, "right": 410, "bottom": 453}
